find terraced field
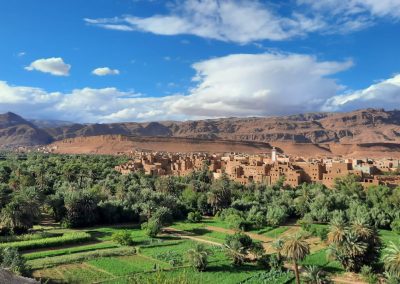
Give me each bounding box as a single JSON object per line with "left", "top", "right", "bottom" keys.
{"left": 7, "top": 217, "right": 397, "bottom": 283}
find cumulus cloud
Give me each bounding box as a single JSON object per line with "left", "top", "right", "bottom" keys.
{"left": 169, "top": 53, "right": 352, "bottom": 117}
{"left": 25, "top": 57, "right": 71, "bottom": 76}
{"left": 92, "top": 67, "right": 120, "bottom": 76}
{"left": 85, "top": 0, "right": 400, "bottom": 44}
{"left": 0, "top": 52, "right": 360, "bottom": 122}
{"left": 322, "top": 74, "right": 400, "bottom": 111}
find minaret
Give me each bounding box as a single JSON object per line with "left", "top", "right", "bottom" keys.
{"left": 271, "top": 147, "right": 277, "bottom": 162}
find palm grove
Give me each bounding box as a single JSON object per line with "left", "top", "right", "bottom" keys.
{"left": 1, "top": 153, "right": 400, "bottom": 282}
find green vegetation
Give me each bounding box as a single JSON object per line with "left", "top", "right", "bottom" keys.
{"left": 0, "top": 232, "right": 91, "bottom": 250}
{"left": 23, "top": 242, "right": 119, "bottom": 260}
{"left": 0, "top": 153, "right": 399, "bottom": 282}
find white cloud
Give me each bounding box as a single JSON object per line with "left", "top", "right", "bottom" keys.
{"left": 0, "top": 52, "right": 360, "bottom": 122}
{"left": 169, "top": 53, "right": 352, "bottom": 117}
{"left": 85, "top": 0, "right": 325, "bottom": 44}
{"left": 298, "top": 0, "right": 400, "bottom": 19}
{"left": 17, "top": 52, "right": 26, "bottom": 57}
{"left": 85, "top": 0, "right": 400, "bottom": 44}
{"left": 25, "top": 57, "right": 71, "bottom": 76}
{"left": 92, "top": 67, "right": 120, "bottom": 76}
{"left": 322, "top": 74, "right": 400, "bottom": 111}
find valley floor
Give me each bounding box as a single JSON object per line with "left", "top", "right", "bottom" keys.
{"left": 11, "top": 218, "right": 397, "bottom": 283}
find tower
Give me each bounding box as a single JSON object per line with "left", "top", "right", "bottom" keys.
{"left": 271, "top": 147, "right": 277, "bottom": 162}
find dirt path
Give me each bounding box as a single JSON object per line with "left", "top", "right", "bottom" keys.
{"left": 332, "top": 273, "right": 366, "bottom": 284}
{"left": 205, "top": 225, "right": 274, "bottom": 243}
{"left": 163, "top": 227, "right": 223, "bottom": 247}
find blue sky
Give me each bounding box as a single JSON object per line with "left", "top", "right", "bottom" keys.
{"left": 0, "top": 0, "right": 400, "bottom": 122}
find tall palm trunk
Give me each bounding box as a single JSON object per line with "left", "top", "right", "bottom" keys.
{"left": 293, "top": 260, "right": 300, "bottom": 284}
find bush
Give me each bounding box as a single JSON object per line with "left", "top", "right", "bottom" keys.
{"left": 142, "top": 218, "right": 162, "bottom": 238}
{"left": 391, "top": 218, "right": 400, "bottom": 233}
{"left": 156, "top": 251, "right": 183, "bottom": 267}
{"left": 0, "top": 247, "right": 27, "bottom": 275}
{"left": 360, "top": 265, "right": 378, "bottom": 284}
{"left": 111, "top": 230, "right": 133, "bottom": 246}
{"left": 187, "top": 211, "right": 202, "bottom": 223}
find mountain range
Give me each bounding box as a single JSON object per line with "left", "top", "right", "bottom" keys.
{"left": 1, "top": 108, "right": 400, "bottom": 152}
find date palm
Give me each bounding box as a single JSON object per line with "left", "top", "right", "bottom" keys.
{"left": 187, "top": 244, "right": 210, "bottom": 271}
{"left": 272, "top": 238, "right": 284, "bottom": 261}
{"left": 328, "top": 216, "right": 347, "bottom": 243}
{"left": 282, "top": 234, "right": 310, "bottom": 284}
{"left": 383, "top": 242, "right": 400, "bottom": 277}
{"left": 302, "top": 265, "right": 330, "bottom": 284}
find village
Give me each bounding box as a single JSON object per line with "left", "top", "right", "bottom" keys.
{"left": 115, "top": 147, "right": 400, "bottom": 189}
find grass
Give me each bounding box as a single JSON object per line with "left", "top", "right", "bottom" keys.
{"left": 88, "top": 255, "right": 170, "bottom": 276}
{"left": 108, "top": 264, "right": 267, "bottom": 284}
{"left": 170, "top": 221, "right": 229, "bottom": 243}
{"left": 0, "top": 231, "right": 62, "bottom": 243}
{"left": 23, "top": 242, "right": 119, "bottom": 260}
{"left": 0, "top": 232, "right": 91, "bottom": 251}
{"left": 34, "top": 263, "right": 113, "bottom": 284}
{"left": 379, "top": 229, "right": 400, "bottom": 246}
{"left": 263, "top": 227, "right": 290, "bottom": 238}
{"left": 300, "top": 249, "right": 343, "bottom": 274}
{"left": 28, "top": 246, "right": 137, "bottom": 269}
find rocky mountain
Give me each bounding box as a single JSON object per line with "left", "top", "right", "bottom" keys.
{"left": 47, "top": 108, "right": 400, "bottom": 144}
{"left": 0, "top": 112, "right": 54, "bottom": 147}
{"left": 1, "top": 108, "right": 400, "bottom": 148}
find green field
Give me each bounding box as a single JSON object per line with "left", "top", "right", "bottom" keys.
{"left": 4, "top": 219, "right": 396, "bottom": 283}
{"left": 19, "top": 220, "right": 299, "bottom": 283}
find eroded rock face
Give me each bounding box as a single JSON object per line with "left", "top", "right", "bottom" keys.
{"left": 0, "top": 112, "right": 53, "bottom": 147}
{"left": 1, "top": 108, "right": 400, "bottom": 148}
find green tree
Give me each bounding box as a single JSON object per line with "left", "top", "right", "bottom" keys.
{"left": 282, "top": 234, "right": 310, "bottom": 284}
{"left": 383, "top": 242, "right": 400, "bottom": 278}
{"left": 327, "top": 217, "right": 381, "bottom": 272}
{"left": 0, "top": 247, "right": 27, "bottom": 275}
{"left": 186, "top": 244, "right": 210, "bottom": 271}
{"left": 112, "top": 230, "right": 133, "bottom": 246}
{"left": 142, "top": 217, "right": 162, "bottom": 238}
{"left": 302, "top": 265, "right": 330, "bottom": 284}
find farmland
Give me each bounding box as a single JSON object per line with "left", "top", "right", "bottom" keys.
{"left": 1, "top": 153, "right": 400, "bottom": 283}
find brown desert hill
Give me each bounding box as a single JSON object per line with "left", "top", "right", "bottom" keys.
{"left": 45, "top": 108, "right": 400, "bottom": 144}
{"left": 48, "top": 135, "right": 400, "bottom": 158}
{"left": 0, "top": 112, "right": 53, "bottom": 148}
{"left": 49, "top": 135, "right": 275, "bottom": 155}
{"left": 2, "top": 108, "right": 400, "bottom": 157}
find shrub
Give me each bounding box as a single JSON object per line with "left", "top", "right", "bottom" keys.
{"left": 187, "top": 244, "right": 210, "bottom": 271}
{"left": 360, "top": 265, "right": 378, "bottom": 284}
{"left": 0, "top": 247, "right": 26, "bottom": 275}
{"left": 142, "top": 218, "right": 162, "bottom": 238}
{"left": 187, "top": 211, "right": 202, "bottom": 223}
{"left": 156, "top": 251, "right": 183, "bottom": 267}
{"left": 111, "top": 230, "right": 133, "bottom": 246}
{"left": 391, "top": 218, "right": 400, "bottom": 233}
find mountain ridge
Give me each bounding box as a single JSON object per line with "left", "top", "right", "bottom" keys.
{"left": 1, "top": 108, "right": 400, "bottom": 148}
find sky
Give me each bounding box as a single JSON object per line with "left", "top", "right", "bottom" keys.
{"left": 0, "top": 0, "right": 400, "bottom": 123}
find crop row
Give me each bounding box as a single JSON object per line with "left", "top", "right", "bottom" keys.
{"left": 0, "top": 232, "right": 91, "bottom": 251}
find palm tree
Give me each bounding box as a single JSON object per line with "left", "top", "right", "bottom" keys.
{"left": 327, "top": 216, "right": 347, "bottom": 244}
{"left": 272, "top": 238, "right": 284, "bottom": 261}
{"left": 302, "top": 265, "right": 330, "bottom": 284}
{"left": 186, "top": 244, "right": 210, "bottom": 271}
{"left": 225, "top": 239, "right": 246, "bottom": 266}
{"left": 282, "top": 234, "right": 310, "bottom": 284}
{"left": 383, "top": 242, "right": 400, "bottom": 277}
{"left": 350, "top": 217, "right": 373, "bottom": 240}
